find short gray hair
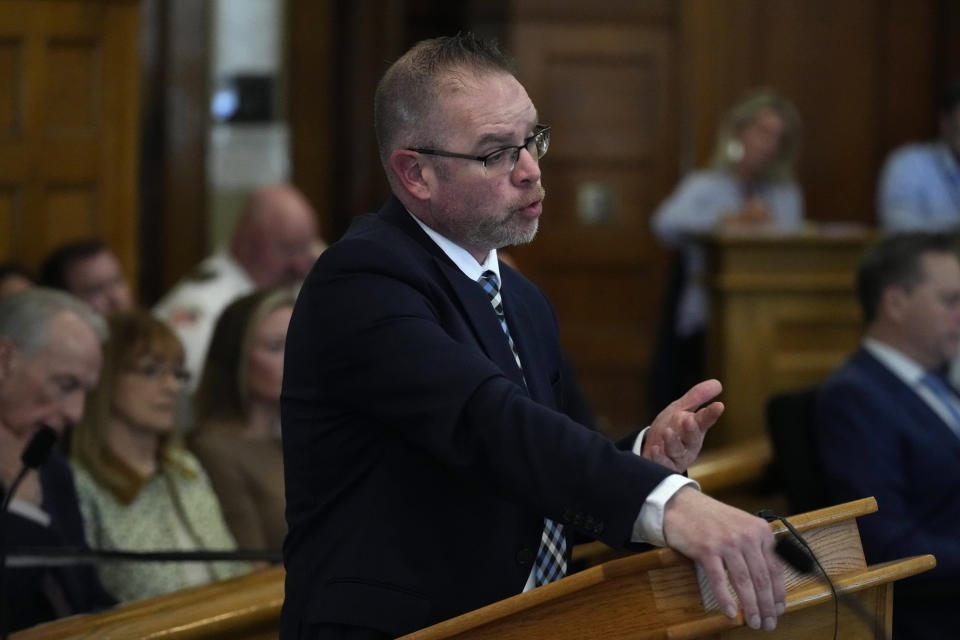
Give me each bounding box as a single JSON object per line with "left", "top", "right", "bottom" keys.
{"left": 374, "top": 33, "right": 515, "bottom": 180}
{"left": 0, "top": 287, "right": 107, "bottom": 359}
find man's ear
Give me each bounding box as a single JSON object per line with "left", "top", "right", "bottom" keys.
{"left": 883, "top": 286, "right": 908, "bottom": 323}
{"left": 389, "top": 150, "right": 433, "bottom": 201}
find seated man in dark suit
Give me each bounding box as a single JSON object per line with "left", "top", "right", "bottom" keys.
{"left": 281, "top": 33, "right": 785, "bottom": 640}
{"left": 0, "top": 288, "right": 116, "bottom": 632}
{"left": 817, "top": 232, "right": 960, "bottom": 639}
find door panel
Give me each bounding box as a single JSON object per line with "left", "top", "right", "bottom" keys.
{"left": 510, "top": 19, "right": 678, "bottom": 434}
{"left": 0, "top": 0, "right": 139, "bottom": 285}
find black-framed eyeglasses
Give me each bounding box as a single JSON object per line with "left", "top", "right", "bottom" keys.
{"left": 407, "top": 124, "right": 551, "bottom": 175}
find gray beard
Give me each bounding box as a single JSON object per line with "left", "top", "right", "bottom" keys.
{"left": 466, "top": 215, "right": 539, "bottom": 252}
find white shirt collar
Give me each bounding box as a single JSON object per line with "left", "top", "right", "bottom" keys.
{"left": 408, "top": 212, "right": 502, "bottom": 285}
{"left": 862, "top": 337, "right": 928, "bottom": 386}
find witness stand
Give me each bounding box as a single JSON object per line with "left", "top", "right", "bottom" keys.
{"left": 703, "top": 227, "right": 874, "bottom": 447}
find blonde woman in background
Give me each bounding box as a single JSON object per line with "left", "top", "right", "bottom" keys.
{"left": 70, "top": 311, "right": 248, "bottom": 602}
{"left": 189, "top": 289, "right": 295, "bottom": 553}
{"left": 649, "top": 88, "right": 804, "bottom": 412}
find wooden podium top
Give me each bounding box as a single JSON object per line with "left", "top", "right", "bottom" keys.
{"left": 701, "top": 222, "right": 874, "bottom": 246}
{"left": 701, "top": 224, "right": 876, "bottom": 293}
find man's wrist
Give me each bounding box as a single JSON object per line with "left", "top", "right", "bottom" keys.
{"left": 631, "top": 474, "right": 700, "bottom": 546}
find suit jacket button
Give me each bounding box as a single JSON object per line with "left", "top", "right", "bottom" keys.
{"left": 516, "top": 547, "right": 534, "bottom": 566}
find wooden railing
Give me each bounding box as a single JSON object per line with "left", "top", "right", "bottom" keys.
{"left": 12, "top": 565, "right": 285, "bottom": 640}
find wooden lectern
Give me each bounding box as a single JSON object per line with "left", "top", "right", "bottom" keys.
{"left": 398, "top": 498, "right": 931, "bottom": 640}
{"left": 12, "top": 498, "right": 934, "bottom": 640}
{"left": 702, "top": 228, "right": 874, "bottom": 447}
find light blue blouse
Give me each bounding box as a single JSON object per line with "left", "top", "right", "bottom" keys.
{"left": 651, "top": 169, "right": 804, "bottom": 335}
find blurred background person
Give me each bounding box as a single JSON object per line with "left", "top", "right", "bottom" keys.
{"left": 0, "top": 288, "right": 115, "bottom": 631}
{"left": 649, "top": 88, "right": 804, "bottom": 414}
{"left": 69, "top": 310, "right": 248, "bottom": 603}
{"left": 816, "top": 232, "right": 960, "bottom": 638}
{"left": 189, "top": 289, "right": 295, "bottom": 552}
{"left": 0, "top": 262, "right": 34, "bottom": 300}
{"left": 39, "top": 238, "right": 134, "bottom": 316}
{"left": 878, "top": 80, "right": 960, "bottom": 232}
{"left": 154, "top": 183, "right": 322, "bottom": 388}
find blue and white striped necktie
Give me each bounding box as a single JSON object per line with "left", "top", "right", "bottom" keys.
{"left": 476, "top": 270, "right": 567, "bottom": 586}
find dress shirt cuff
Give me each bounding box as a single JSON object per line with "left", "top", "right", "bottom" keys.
{"left": 631, "top": 426, "right": 650, "bottom": 456}
{"left": 631, "top": 474, "right": 700, "bottom": 546}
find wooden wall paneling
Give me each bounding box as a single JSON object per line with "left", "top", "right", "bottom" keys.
{"left": 137, "top": 0, "right": 165, "bottom": 304}
{"left": 288, "top": 0, "right": 403, "bottom": 241}
{"left": 0, "top": 186, "right": 17, "bottom": 258}
{"left": 680, "top": 0, "right": 940, "bottom": 228}
{"left": 510, "top": 12, "right": 679, "bottom": 435}
{"left": 511, "top": 0, "right": 672, "bottom": 23}
{"left": 877, "top": 0, "right": 937, "bottom": 158}
{"left": 935, "top": 0, "right": 960, "bottom": 87}
{"left": 30, "top": 7, "right": 103, "bottom": 265}
{"left": 759, "top": 0, "right": 880, "bottom": 225}
{"left": 288, "top": 0, "right": 336, "bottom": 244}
{"left": 331, "top": 0, "right": 403, "bottom": 237}
{"left": 0, "top": 0, "right": 139, "bottom": 282}
{"left": 157, "top": 0, "right": 208, "bottom": 294}
{"left": 678, "top": 0, "right": 763, "bottom": 173}
{"left": 0, "top": 36, "right": 19, "bottom": 139}
{"left": 0, "top": 24, "right": 26, "bottom": 263}
{"left": 101, "top": 2, "right": 140, "bottom": 289}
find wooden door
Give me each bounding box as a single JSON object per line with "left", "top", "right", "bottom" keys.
{"left": 510, "top": 3, "right": 679, "bottom": 435}
{"left": 0, "top": 0, "right": 140, "bottom": 283}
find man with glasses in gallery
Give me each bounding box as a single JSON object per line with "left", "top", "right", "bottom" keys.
{"left": 280, "top": 33, "right": 785, "bottom": 639}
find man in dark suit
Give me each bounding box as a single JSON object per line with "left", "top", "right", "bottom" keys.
{"left": 0, "top": 288, "right": 116, "bottom": 632}
{"left": 281, "top": 33, "right": 784, "bottom": 639}
{"left": 817, "top": 232, "right": 960, "bottom": 639}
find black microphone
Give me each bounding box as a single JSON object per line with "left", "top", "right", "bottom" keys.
{"left": 19, "top": 426, "right": 58, "bottom": 471}
{"left": 1, "top": 425, "right": 59, "bottom": 640}
{"left": 775, "top": 536, "right": 814, "bottom": 574}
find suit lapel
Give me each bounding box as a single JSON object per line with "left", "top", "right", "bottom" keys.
{"left": 856, "top": 349, "right": 960, "bottom": 448}
{"left": 501, "top": 280, "right": 552, "bottom": 404}
{"left": 443, "top": 269, "right": 528, "bottom": 390}
{"left": 380, "top": 198, "right": 528, "bottom": 390}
